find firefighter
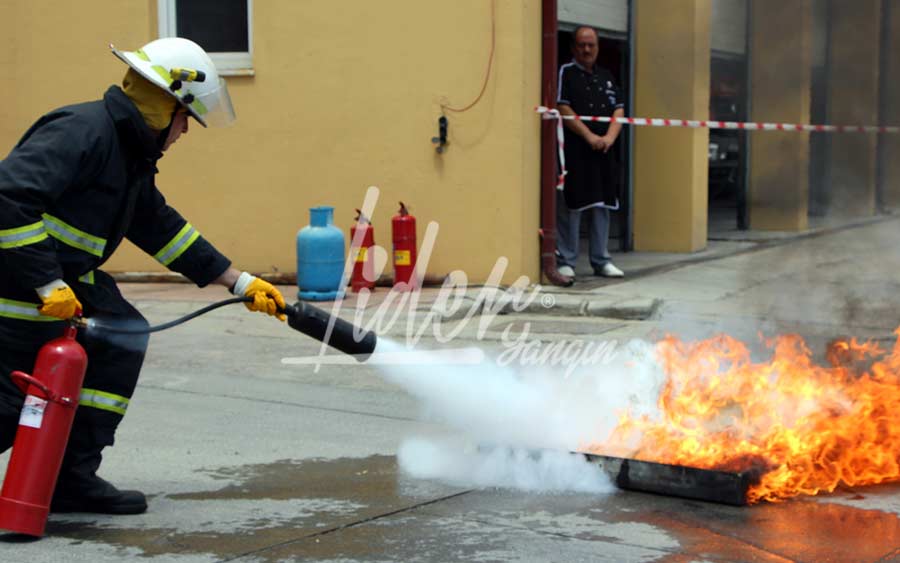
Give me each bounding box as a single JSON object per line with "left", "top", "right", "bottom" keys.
{"left": 0, "top": 38, "right": 286, "bottom": 514}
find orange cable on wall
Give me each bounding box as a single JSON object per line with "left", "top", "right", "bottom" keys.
{"left": 441, "top": 0, "right": 497, "bottom": 114}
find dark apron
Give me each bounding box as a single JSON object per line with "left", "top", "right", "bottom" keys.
{"left": 562, "top": 130, "right": 620, "bottom": 211}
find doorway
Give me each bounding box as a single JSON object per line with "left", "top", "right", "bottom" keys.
{"left": 709, "top": 53, "right": 749, "bottom": 232}
{"left": 556, "top": 27, "right": 632, "bottom": 253}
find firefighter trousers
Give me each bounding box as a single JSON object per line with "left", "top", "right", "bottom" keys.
{"left": 0, "top": 271, "right": 149, "bottom": 458}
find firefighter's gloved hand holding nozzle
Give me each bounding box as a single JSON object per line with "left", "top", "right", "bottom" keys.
{"left": 232, "top": 271, "right": 287, "bottom": 321}
{"left": 35, "top": 280, "right": 83, "bottom": 320}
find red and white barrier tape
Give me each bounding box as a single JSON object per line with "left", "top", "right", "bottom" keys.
{"left": 536, "top": 105, "right": 899, "bottom": 134}
{"left": 538, "top": 105, "right": 899, "bottom": 191}
{"left": 543, "top": 108, "right": 568, "bottom": 190}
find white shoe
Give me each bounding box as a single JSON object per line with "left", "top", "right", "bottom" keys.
{"left": 596, "top": 263, "right": 624, "bottom": 278}
{"left": 557, "top": 265, "right": 575, "bottom": 278}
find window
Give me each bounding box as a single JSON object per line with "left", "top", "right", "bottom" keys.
{"left": 158, "top": 0, "right": 253, "bottom": 76}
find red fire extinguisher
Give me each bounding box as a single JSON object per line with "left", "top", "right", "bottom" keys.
{"left": 349, "top": 210, "right": 376, "bottom": 293}
{"left": 0, "top": 322, "right": 87, "bottom": 537}
{"left": 392, "top": 202, "right": 418, "bottom": 290}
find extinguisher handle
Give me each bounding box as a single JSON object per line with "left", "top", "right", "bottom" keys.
{"left": 10, "top": 371, "right": 53, "bottom": 400}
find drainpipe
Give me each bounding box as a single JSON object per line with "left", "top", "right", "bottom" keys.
{"left": 540, "top": 0, "right": 573, "bottom": 287}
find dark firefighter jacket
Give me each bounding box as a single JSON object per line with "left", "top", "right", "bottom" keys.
{"left": 0, "top": 86, "right": 230, "bottom": 319}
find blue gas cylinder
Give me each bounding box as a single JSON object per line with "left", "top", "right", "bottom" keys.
{"left": 297, "top": 206, "right": 345, "bottom": 301}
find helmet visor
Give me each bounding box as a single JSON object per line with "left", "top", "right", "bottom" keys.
{"left": 187, "top": 77, "right": 236, "bottom": 127}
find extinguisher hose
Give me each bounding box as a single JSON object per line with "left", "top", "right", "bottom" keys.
{"left": 83, "top": 297, "right": 253, "bottom": 335}
{"left": 80, "top": 297, "right": 378, "bottom": 360}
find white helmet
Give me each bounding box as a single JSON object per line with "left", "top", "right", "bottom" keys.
{"left": 111, "top": 37, "right": 235, "bottom": 127}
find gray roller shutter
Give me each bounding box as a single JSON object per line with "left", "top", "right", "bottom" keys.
{"left": 712, "top": 0, "right": 747, "bottom": 55}
{"left": 559, "top": 0, "right": 628, "bottom": 34}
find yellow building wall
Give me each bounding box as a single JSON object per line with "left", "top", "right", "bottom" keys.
{"left": 0, "top": 1, "right": 542, "bottom": 285}
{"left": 748, "top": 0, "right": 811, "bottom": 231}
{"left": 632, "top": 0, "right": 710, "bottom": 252}
{"left": 826, "top": 0, "right": 880, "bottom": 216}
{"left": 0, "top": 2, "right": 155, "bottom": 146}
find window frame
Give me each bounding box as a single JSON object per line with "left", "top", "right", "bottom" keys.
{"left": 157, "top": 0, "right": 254, "bottom": 76}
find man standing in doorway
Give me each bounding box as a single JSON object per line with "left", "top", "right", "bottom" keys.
{"left": 556, "top": 26, "right": 625, "bottom": 281}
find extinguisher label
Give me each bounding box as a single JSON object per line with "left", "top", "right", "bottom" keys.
{"left": 19, "top": 395, "right": 48, "bottom": 429}
{"left": 394, "top": 250, "right": 411, "bottom": 266}
{"left": 356, "top": 248, "right": 368, "bottom": 263}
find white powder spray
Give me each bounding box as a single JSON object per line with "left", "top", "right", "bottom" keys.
{"left": 398, "top": 438, "right": 612, "bottom": 493}
{"left": 374, "top": 338, "right": 667, "bottom": 494}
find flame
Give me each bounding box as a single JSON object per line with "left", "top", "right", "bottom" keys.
{"left": 588, "top": 331, "right": 900, "bottom": 503}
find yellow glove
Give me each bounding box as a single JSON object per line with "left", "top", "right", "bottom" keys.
{"left": 233, "top": 272, "right": 286, "bottom": 321}
{"left": 36, "top": 280, "right": 83, "bottom": 320}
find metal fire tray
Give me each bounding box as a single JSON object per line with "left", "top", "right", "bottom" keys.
{"left": 580, "top": 452, "right": 761, "bottom": 506}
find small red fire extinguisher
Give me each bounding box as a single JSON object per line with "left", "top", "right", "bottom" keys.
{"left": 349, "top": 210, "right": 376, "bottom": 293}
{"left": 391, "top": 202, "right": 418, "bottom": 290}
{"left": 0, "top": 322, "right": 87, "bottom": 537}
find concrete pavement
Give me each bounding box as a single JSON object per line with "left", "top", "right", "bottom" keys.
{"left": 2, "top": 216, "right": 900, "bottom": 561}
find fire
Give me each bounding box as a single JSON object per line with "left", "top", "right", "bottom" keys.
{"left": 589, "top": 331, "right": 900, "bottom": 503}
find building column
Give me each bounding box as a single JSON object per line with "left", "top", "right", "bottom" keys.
{"left": 633, "top": 0, "right": 711, "bottom": 252}
{"left": 879, "top": 0, "right": 900, "bottom": 209}
{"left": 826, "top": 0, "right": 880, "bottom": 216}
{"left": 748, "top": 1, "right": 812, "bottom": 231}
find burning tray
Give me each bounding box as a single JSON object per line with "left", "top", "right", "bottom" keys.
{"left": 580, "top": 452, "right": 762, "bottom": 506}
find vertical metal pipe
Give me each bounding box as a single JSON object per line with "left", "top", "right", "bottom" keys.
{"left": 739, "top": 0, "right": 751, "bottom": 230}
{"left": 540, "top": 0, "right": 572, "bottom": 286}
{"left": 821, "top": 0, "right": 834, "bottom": 216}
{"left": 876, "top": 0, "right": 889, "bottom": 212}
{"left": 626, "top": 0, "right": 636, "bottom": 250}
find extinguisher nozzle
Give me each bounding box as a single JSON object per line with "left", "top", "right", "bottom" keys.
{"left": 283, "top": 302, "right": 377, "bottom": 361}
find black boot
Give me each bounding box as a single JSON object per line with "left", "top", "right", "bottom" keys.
{"left": 51, "top": 430, "right": 147, "bottom": 515}
{"left": 51, "top": 472, "right": 147, "bottom": 515}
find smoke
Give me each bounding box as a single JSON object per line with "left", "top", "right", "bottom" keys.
{"left": 374, "top": 338, "right": 667, "bottom": 494}
{"left": 398, "top": 438, "right": 612, "bottom": 494}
